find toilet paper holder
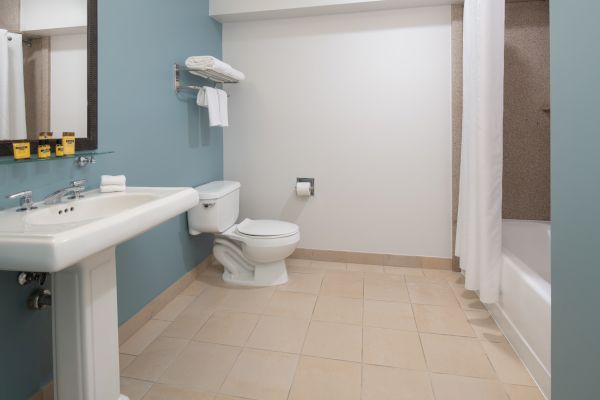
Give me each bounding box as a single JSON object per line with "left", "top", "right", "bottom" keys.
{"left": 296, "top": 178, "right": 315, "bottom": 196}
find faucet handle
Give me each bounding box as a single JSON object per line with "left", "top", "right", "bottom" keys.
{"left": 6, "top": 190, "right": 37, "bottom": 212}
{"left": 71, "top": 179, "right": 87, "bottom": 187}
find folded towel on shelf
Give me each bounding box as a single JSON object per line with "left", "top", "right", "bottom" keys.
{"left": 185, "top": 56, "right": 245, "bottom": 82}
{"left": 100, "top": 185, "right": 126, "bottom": 193}
{"left": 101, "top": 175, "right": 126, "bottom": 186}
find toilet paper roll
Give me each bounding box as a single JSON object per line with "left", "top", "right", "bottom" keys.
{"left": 296, "top": 181, "right": 312, "bottom": 197}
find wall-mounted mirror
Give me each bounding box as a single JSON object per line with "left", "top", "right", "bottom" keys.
{"left": 0, "top": 0, "right": 97, "bottom": 156}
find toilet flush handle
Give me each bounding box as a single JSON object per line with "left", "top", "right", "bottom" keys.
{"left": 203, "top": 202, "right": 216, "bottom": 209}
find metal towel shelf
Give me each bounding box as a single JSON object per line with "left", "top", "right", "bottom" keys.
{"left": 173, "top": 64, "right": 238, "bottom": 94}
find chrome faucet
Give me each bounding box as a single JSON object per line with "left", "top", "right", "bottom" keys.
{"left": 6, "top": 190, "right": 37, "bottom": 212}
{"left": 43, "top": 180, "right": 87, "bottom": 205}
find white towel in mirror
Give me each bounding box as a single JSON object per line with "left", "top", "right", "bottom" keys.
{"left": 0, "top": 29, "right": 27, "bottom": 140}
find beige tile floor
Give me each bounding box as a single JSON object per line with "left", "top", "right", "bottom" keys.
{"left": 119, "top": 259, "right": 545, "bottom": 400}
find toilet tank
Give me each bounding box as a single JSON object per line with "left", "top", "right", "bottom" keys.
{"left": 187, "top": 181, "right": 241, "bottom": 235}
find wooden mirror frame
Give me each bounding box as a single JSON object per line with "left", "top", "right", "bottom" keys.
{"left": 0, "top": 0, "right": 97, "bottom": 156}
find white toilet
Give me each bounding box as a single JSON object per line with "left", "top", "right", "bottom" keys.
{"left": 187, "top": 181, "right": 300, "bottom": 286}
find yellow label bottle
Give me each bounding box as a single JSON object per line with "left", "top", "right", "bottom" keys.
{"left": 12, "top": 141, "right": 31, "bottom": 160}
{"left": 62, "top": 132, "right": 76, "bottom": 155}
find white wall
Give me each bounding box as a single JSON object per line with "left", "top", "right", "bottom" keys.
{"left": 20, "top": 0, "right": 86, "bottom": 34}
{"left": 223, "top": 6, "right": 452, "bottom": 258}
{"left": 50, "top": 34, "right": 87, "bottom": 138}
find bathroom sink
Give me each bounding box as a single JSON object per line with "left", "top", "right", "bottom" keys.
{"left": 0, "top": 186, "right": 199, "bottom": 400}
{"left": 0, "top": 187, "right": 199, "bottom": 273}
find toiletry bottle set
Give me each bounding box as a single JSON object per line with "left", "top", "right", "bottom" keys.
{"left": 11, "top": 132, "right": 77, "bottom": 161}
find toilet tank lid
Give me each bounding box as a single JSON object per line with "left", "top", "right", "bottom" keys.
{"left": 194, "top": 181, "right": 240, "bottom": 200}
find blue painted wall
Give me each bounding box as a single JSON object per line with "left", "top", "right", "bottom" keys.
{"left": 0, "top": 0, "right": 222, "bottom": 398}
{"left": 551, "top": 1, "right": 600, "bottom": 399}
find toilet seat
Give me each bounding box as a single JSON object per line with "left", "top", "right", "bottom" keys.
{"left": 236, "top": 218, "right": 299, "bottom": 238}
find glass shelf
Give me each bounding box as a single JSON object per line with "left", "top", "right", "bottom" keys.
{"left": 0, "top": 150, "right": 114, "bottom": 166}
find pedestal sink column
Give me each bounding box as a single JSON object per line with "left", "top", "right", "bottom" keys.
{"left": 52, "top": 247, "right": 128, "bottom": 400}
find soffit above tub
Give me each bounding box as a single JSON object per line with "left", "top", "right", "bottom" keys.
{"left": 209, "top": 0, "right": 462, "bottom": 22}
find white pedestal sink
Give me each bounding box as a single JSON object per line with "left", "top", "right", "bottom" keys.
{"left": 0, "top": 187, "right": 199, "bottom": 400}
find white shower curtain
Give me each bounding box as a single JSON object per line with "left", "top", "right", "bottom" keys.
{"left": 455, "top": 0, "right": 505, "bottom": 304}
{"left": 0, "top": 29, "right": 27, "bottom": 141}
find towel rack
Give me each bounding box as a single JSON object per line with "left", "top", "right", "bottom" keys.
{"left": 173, "top": 64, "right": 238, "bottom": 94}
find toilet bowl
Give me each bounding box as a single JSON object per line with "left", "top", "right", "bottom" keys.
{"left": 187, "top": 181, "right": 300, "bottom": 286}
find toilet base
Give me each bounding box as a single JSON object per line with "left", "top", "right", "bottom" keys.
{"left": 214, "top": 238, "right": 289, "bottom": 287}
{"left": 222, "top": 260, "right": 288, "bottom": 287}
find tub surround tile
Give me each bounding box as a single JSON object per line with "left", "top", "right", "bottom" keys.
{"left": 430, "top": 373, "right": 508, "bottom": 400}
{"left": 313, "top": 296, "right": 363, "bottom": 325}
{"left": 194, "top": 311, "right": 259, "bottom": 347}
{"left": 220, "top": 348, "right": 299, "bottom": 400}
{"left": 413, "top": 304, "right": 476, "bottom": 337}
{"left": 289, "top": 356, "right": 361, "bottom": 400}
{"left": 420, "top": 333, "right": 496, "bottom": 378}
{"left": 481, "top": 341, "right": 535, "bottom": 386}
{"left": 159, "top": 342, "right": 241, "bottom": 392}
{"left": 363, "top": 300, "right": 416, "bottom": 331}
{"left": 302, "top": 321, "right": 362, "bottom": 362}
{"left": 362, "top": 364, "right": 434, "bottom": 400}
{"left": 363, "top": 327, "right": 426, "bottom": 370}
{"left": 120, "top": 319, "right": 171, "bottom": 356}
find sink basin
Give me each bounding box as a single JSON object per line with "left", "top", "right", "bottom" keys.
{"left": 0, "top": 186, "right": 199, "bottom": 400}
{"left": 0, "top": 187, "right": 199, "bottom": 272}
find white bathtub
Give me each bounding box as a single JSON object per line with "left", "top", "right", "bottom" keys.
{"left": 487, "top": 219, "right": 551, "bottom": 399}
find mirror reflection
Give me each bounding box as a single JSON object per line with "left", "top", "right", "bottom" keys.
{"left": 0, "top": 0, "right": 87, "bottom": 142}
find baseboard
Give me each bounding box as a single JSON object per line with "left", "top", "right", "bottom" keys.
{"left": 291, "top": 248, "right": 452, "bottom": 270}
{"left": 30, "top": 255, "right": 213, "bottom": 400}
{"left": 487, "top": 302, "right": 551, "bottom": 400}
{"left": 118, "top": 255, "right": 213, "bottom": 345}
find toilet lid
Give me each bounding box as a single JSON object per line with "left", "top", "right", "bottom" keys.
{"left": 237, "top": 219, "right": 299, "bottom": 237}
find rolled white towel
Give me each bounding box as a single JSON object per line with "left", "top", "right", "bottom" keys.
{"left": 101, "top": 175, "right": 126, "bottom": 186}
{"left": 185, "top": 56, "right": 245, "bottom": 82}
{"left": 100, "top": 184, "right": 126, "bottom": 193}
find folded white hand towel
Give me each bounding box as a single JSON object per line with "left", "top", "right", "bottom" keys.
{"left": 101, "top": 175, "right": 126, "bottom": 186}
{"left": 217, "top": 89, "right": 228, "bottom": 127}
{"left": 185, "top": 56, "right": 245, "bottom": 82}
{"left": 203, "top": 86, "right": 222, "bottom": 127}
{"left": 100, "top": 185, "right": 126, "bottom": 193}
